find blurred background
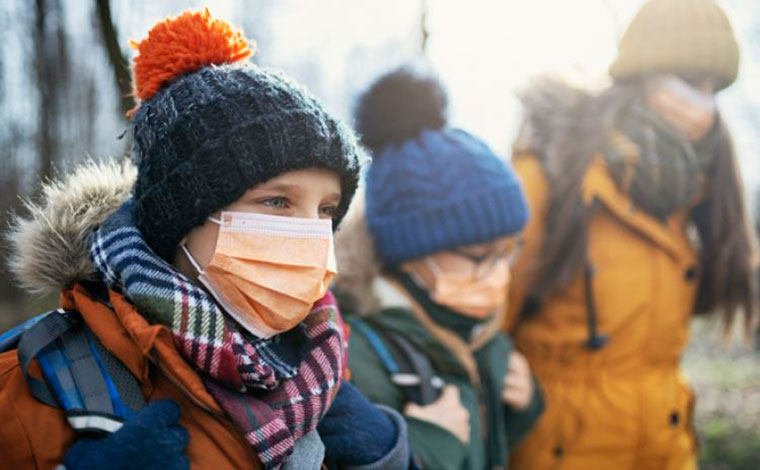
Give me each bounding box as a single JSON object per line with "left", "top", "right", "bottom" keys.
{"left": 0, "top": 0, "right": 758, "bottom": 467}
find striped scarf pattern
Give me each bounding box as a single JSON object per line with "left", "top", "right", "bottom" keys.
{"left": 605, "top": 99, "right": 709, "bottom": 220}
{"left": 89, "top": 202, "right": 344, "bottom": 469}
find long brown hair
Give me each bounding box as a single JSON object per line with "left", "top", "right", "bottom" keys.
{"left": 690, "top": 119, "right": 757, "bottom": 329}
{"left": 518, "top": 79, "right": 757, "bottom": 329}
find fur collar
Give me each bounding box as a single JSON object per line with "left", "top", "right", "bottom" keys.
{"left": 513, "top": 77, "right": 625, "bottom": 180}
{"left": 6, "top": 159, "right": 136, "bottom": 294}
{"left": 333, "top": 189, "right": 385, "bottom": 316}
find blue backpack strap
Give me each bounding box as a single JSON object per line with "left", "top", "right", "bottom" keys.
{"left": 0, "top": 312, "right": 51, "bottom": 352}
{"left": 351, "top": 318, "right": 443, "bottom": 406}
{"left": 351, "top": 318, "right": 401, "bottom": 375}
{"left": 16, "top": 309, "right": 79, "bottom": 407}
{"left": 12, "top": 309, "right": 146, "bottom": 434}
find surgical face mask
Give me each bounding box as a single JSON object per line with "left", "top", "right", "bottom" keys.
{"left": 182, "top": 212, "right": 337, "bottom": 338}
{"left": 403, "top": 240, "right": 521, "bottom": 319}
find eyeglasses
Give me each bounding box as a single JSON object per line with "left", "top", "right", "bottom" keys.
{"left": 451, "top": 237, "right": 524, "bottom": 279}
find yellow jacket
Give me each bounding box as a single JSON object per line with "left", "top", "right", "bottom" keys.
{"left": 506, "top": 153, "right": 698, "bottom": 469}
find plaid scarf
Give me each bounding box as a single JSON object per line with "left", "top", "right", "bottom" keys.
{"left": 89, "top": 201, "right": 344, "bottom": 469}
{"left": 605, "top": 99, "right": 711, "bottom": 220}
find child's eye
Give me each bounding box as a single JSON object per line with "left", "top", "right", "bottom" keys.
{"left": 319, "top": 204, "right": 338, "bottom": 219}
{"left": 261, "top": 197, "right": 289, "bottom": 210}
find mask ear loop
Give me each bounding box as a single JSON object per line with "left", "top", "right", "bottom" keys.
{"left": 424, "top": 257, "right": 443, "bottom": 276}
{"left": 420, "top": 256, "right": 448, "bottom": 294}
{"left": 180, "top": 215, "right": 223, "bottom": 275}
{"left": 180, "top": 244, "right": 205, "bottom": 275}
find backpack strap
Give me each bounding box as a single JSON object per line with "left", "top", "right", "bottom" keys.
{"left": 13, "top": 308, "right": 146, "bottom": 434}
{"left": 16, "top": 309, "right": 79, "bottom": 407}
{"left": 381, "top": 331, "right": 443, "bottom": 406}
{"left": 351, "top": 318, "right": 443, "bottom": 406}
{"left": 58, "top": 322, "right": 114, "bottom": 414}
{"left": 0, "top": 312, "right": 51, "bottom": 352}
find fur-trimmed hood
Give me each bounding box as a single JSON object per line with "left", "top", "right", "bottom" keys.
{"left": 6, "top": 159, "right": 136, "bottom": 294}
{"left": 333, "top": 189, "right": 385, "bottom": 316}
{"left": 513, "top": 76, "right": 631, "bottom": 180}
{"left": 333, "top": 188, "right": 428, "bottom": 317}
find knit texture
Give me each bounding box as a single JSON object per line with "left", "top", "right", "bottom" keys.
{"left": 318, "top": 381, "right": 398, "bottom": 467}
{"left": 63, "top": 400, "right": 189, "bottom": 470}
{"left": 131, "top": 63, "right": 363, "bottom": 260}
{"left": 365, "top": 128, "right": 529, "bottom": 265}
{"left": 605, "top": 97, "right": 711, "bottom": 220}
{"left": 129, "top": 9, "right": 253, "bottom": 106}
{"left": 89, "top": 202, "right": 345, "bottom": 470}
{"left": 609, "top": 0, "right": 740, "bottom": 90}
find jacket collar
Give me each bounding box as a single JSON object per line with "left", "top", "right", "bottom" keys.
{"left": 582, "top": 157, "right": 696, "bottom": 262}
{"left": 60, "top": 282, "right": 223, "bottom": 415}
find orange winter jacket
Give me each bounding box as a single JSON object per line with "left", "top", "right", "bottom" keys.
{"left": 505, "top": 154, "right": 699, "bottom": 470}
{"left": 0, "top": 283, "right": 261, "bottom": 470}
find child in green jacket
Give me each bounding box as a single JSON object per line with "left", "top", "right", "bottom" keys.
{"left": 334, "top": 68, "right": 543, "bottom": 470}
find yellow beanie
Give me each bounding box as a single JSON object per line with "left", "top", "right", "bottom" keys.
{"left": 609, "top": 0, "right": 740, "bottom": 90}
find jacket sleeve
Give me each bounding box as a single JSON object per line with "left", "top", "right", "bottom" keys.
{"left": 406, "top": 417, "right": 468, "bottom": 470}
{"left": 0, "top": 352, "right": 72, "bottom": 470}
{"left": 347, "top": 324, "right": 406, "bottom": 410}
{"left": 504, "top": 376, "right": 544, "bottom": 448}
{"left": 505, "top": 153, "right": 551, "bottom": 332}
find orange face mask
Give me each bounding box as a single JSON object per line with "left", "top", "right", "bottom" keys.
{"left": 403, "top": 250, "right": 512, "bottom": 319}
{"left": 182, "top": 212, "right": 337, "bottom": 339}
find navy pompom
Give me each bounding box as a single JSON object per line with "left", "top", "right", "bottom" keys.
{"left": 355, "top": 67, "right": 448, "bottom": 154}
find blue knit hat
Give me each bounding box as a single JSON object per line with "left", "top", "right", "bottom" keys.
{"left": 356, "top": 68, "right": 528, "bottom": 265}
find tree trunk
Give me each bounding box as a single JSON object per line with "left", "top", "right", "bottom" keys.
{"left": 94, "top": 0, "right": 133, "bottom": 117}
{"left": 34, "top": 0, "right": 55, "bottom": 186}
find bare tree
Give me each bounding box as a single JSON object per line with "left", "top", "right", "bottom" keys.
{"left": 33, "top": 0, "right": 60, "bottom": 186}
{"left": 94, "top": 0, "right": 132, "bottom": 117}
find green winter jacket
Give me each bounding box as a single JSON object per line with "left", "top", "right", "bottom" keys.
{"left": 343, "top": 273, "right": 543, "bottom": 470}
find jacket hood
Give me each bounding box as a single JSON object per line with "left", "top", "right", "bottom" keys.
{"left": 6, "top": 159, "right": 136, "bottom": 294}
{"left": 513, "top": 77, "right": 627, "bottom": 179}
{"left": 333, "top": 189, "right": 384, "bottom": 316}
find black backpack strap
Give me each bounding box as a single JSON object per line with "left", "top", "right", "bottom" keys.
{"left": 382, "top": 331, "right": 443, "bottom": 406}
{"left": 351, "top": 318, "right": 443, "bottom": 406}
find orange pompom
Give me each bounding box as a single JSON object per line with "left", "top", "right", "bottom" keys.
{"left": 129, "top": 9, "right": 254, "bottom": 111}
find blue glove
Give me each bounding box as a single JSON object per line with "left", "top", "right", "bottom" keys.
{"left": 318, "top": 381, "right": 398, "bottom": 466}
{"left": 63, "top": 400, "right": 189, "bottom": 470}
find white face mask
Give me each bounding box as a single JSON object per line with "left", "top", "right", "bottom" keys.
{"left": 182, "top": 211, "right": 337, "bottom": 338}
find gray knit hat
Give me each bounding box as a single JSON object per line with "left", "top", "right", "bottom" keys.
{"left": 129, "top": 11, "right": 363, "bottom": 260}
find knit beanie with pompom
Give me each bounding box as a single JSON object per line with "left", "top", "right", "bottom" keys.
{"left": 128, "top": 9, "right": 363, "bottom": 260}
{"left": 357, "top": 67, "right": 529, "bottom": 266}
